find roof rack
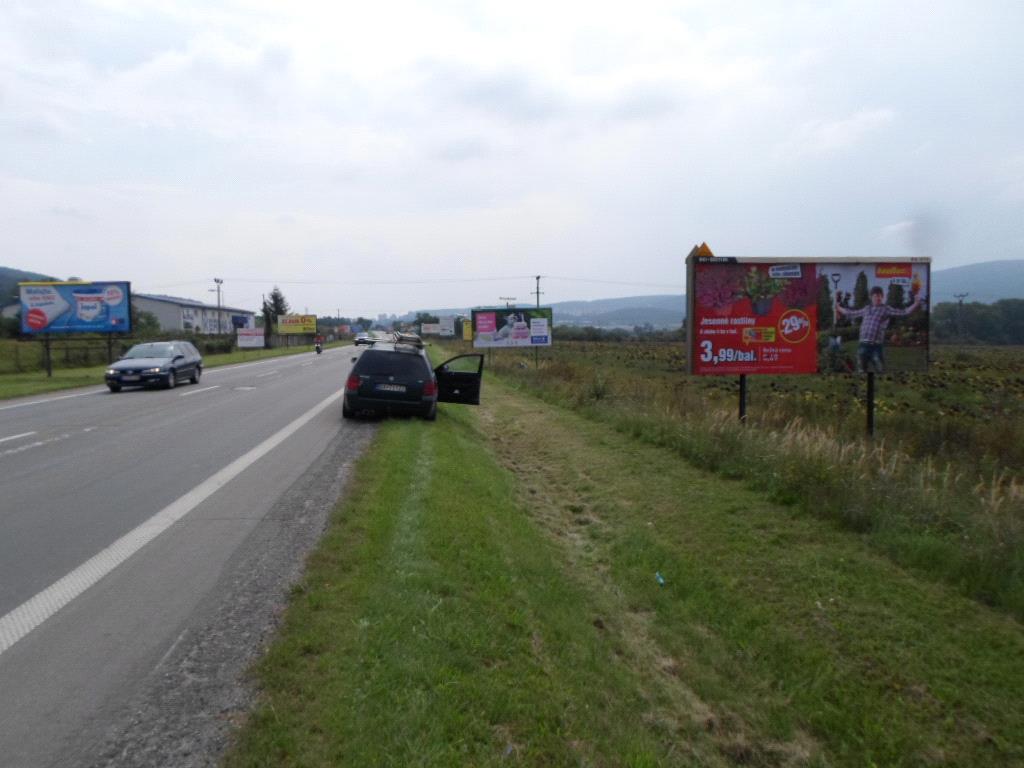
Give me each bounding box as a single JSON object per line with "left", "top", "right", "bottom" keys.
{"left": 391, "top": 332, "right": 424, "bottom": 348}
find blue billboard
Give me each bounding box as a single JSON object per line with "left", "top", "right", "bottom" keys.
{"left": 19, "top": 281, "right": 132, "bottom": 334}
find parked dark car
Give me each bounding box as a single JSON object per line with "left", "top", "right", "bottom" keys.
{"left": 105, "top": 341, "right": 203, "bottom": 392}
{"left": 343, "top": 342, "right": 483, "bottom": 420}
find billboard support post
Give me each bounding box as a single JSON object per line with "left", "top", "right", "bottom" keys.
{"left": 106, "top": 335, "right": 113, "bottom": 365}
{"left": 43, "top": 333, "right": 52, "bottom": 378}
{"left": 866, "top": 372, "right": 876, "bottom": 438}
{"left": 738, "top": 374, "right": 747, "bottom": 424}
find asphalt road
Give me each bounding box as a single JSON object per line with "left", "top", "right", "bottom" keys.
{"left": 0, "top": 346, "right": 375, "bottom": 767}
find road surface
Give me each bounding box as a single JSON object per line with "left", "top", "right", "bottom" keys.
{"left": 0, "top": 346, "right": 374, "bottom": 767}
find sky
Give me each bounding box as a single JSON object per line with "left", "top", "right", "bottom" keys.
{"left": 2, "top": 0, "right": 1022, "bottom": 317}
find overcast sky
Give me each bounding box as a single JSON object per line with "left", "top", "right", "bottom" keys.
{"left": 2, "top": 0, "right": 1022, "bottom": 316}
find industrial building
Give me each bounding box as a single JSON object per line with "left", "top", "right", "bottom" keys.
{"left": 133, "top": 294, "right": 255, "bottom": 334}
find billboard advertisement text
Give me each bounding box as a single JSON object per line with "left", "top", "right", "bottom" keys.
{"left": 420, "top": 323, "right": 441, "bottom": 335}
{"left": 277, "top": 314, "right": 317, "bottom": 334}
{"left": 237, "top": 328, "right": 265, "bottom": 348}
{"left": 687, "top": 257, "right": 929, "bottom": 374}
{"left": 19, "top": 281, "right": 131, "bottom": 335}
{"left": 471, "top": 308, "right": 553, "bottom": 348}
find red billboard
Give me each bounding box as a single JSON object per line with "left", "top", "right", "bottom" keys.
{"left": 686, "top": 251, "right": 930, "bottom": 375}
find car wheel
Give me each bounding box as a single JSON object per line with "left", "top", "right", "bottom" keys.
{"left": 166, "top": 369, "right": 176, "bottom": 389}
{"left": 107, "top": 383, "right": 121, "bottom": 393}
{"left": 342, "top": 402, "right": 354, "bottom": 419}
{"left": 190, "top": 366, "right": 201, "bottom": 384}
{"left": 423, "top": 404, "right": 437, "bottom": 421}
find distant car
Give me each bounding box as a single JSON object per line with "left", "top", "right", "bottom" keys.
{"left": 354, "top": 332, "right": 372, "bottom": 346}
{"left": 105, "top": 341, "right": 203, "bottom": 392}
{"left": 343, "top": 342, "right": 483, "bottom": 420}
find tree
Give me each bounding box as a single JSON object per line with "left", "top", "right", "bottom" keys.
{"left": 853, "top": 271, "right": 869, "bottom": 309}
{"left": 886, "top": 282, "right": 905, "bottom": 309}
{"left": 415, "top": 311, "right": 440, "bottom": 325}
{"left": 262, "top": 286, "right": 290, "bottom": 347}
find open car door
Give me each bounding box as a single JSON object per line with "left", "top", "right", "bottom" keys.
{"left": 434, "top": 354, "right": 484, "bottom": 405}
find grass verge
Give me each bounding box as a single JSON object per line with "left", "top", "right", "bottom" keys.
{"left": 470, "top": 344, "right": 1024, "bottom": 620}
{"left": 226, "top": 382, "right": 1024, "bottom": 767}
{"left": 0, "top": 343, "right": 343, "bottom": 401}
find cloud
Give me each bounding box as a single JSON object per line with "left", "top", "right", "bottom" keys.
{"left": 777, "top": 108, "right": 895, "bottom": 158}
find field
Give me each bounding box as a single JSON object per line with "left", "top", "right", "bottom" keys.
{"left": 227, "top": 362, "right": 1024, "bottom": 767}
{"left": 451, "top": 341, "right": 1024, "bottom": 619}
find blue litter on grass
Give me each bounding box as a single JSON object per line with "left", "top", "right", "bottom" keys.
{"left": 655, "top": 571, "right": 666, "bottom": 586}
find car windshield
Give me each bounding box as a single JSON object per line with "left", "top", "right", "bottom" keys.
{"left": 124, "top": 343, "right": 175, "bottom": 359}
{"left": 356, "top": 351, "right": 428, "bottom": 378}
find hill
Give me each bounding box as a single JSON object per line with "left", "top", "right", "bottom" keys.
{"left": 1, "top": 266, "right": 58, "bottom": 306}
{"left": 930, "top": 259, "right": 1024, "bottom": 303}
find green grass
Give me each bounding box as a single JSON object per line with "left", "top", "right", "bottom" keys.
{"left": 466, "top": 342, "right": 1024, "bottom": 620}
{"left": 0, "top": 343, "right": 344, "bottom": 401}
{"left": 226, "top": 382, "right": 1024, "bottom": 767}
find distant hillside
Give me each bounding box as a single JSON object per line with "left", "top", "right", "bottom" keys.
{"left": 407, "top": 294, "right": 686, "bottom": 329}
{"left": 931, "top": 260, "right": 1024, "bottom": 304}
{"left": 0, "top": 266, "right": 58, "bottom": 306}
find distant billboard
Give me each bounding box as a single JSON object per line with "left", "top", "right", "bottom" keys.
{"left": 420, "top": 322, "right": 441, "bottom": 335}
{"left": 686, "top": 254, "right": 930, "bottom": 374}
{"left": 471, "top": 307, "right": 553, "bottom": 348}
{"left": 277, "top": 314, "right": 317, "bottom": 334}
{"left": 439, "top": 316, "right": 455, "bottom": 337}
{"left": 237, "top": 327, "right": 265, "bottom": 348}
{"left": 19, "top": 281, "right": 131, "bottom": 335}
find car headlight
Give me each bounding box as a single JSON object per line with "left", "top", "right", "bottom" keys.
{"left": 106, "top": 369, "right": 116, "bottom": 375}
{"left": 143, "top": 367, "right": 162, "bottom": 373}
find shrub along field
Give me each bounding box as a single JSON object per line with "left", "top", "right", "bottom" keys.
{"left": 451, "top": 341, "right": 1024, "bottom": 620}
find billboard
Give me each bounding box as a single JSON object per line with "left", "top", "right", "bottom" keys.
{"left": 686, "top": 254, "right": 930, "bottom": 374}
{"left": 471, "top": 307, "right": 553, "bottom": 348}
{"left": 420, "top": 322, "right": 441, "bottom": 335}
{"left": 439, "top": 316, "right": 455, "bottom": 337}
{"left": 19, "top": 281, "right": 131, "bottom": 334}
{"left": 237, "top": 327, "right": 265, "bottom": 348}
{"left": 277, "top": 314, "right": 317, "bottom": 334}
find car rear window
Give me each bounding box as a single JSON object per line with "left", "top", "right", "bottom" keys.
{"left": 355, "top": 351, "right": 429, "bottom": 378}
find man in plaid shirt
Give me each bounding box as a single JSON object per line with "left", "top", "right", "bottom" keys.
{"left": 837, "top": 286, "right": 922, "bottom": 372}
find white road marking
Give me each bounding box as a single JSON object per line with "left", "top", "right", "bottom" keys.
{"left": 233, "top": 386, "right": 256, "bottom": 391}
{"left": 0, "top": 390, "right": 103, "bottom": 412}
{"left": 1, "top": 433, "right": 72, "bottom": 458}
{"left": 178, "top": 385, "right": 220, "bottom": 397}
{"left": 0, "top": 388, "right": 344, "bottom": 656}
{"left": 301, "top": 362, "right": 313, "bottom": 367}
{"left": 255, "top": 370, "right": 279, "bottom": 378}
{"left": 0, "top": 431, "right": 36, "bottom": 445}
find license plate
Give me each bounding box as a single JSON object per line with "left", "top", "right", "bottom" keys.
{"left": 122, "top": 375, "right": 140, "bottom": 381}
{"left": 376, "top": 383, "right": 406, "bottom": 392}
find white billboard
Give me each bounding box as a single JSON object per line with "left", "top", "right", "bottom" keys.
{"left": 439, "top": 316, "right": 455, "bottom": 337}
{"left": 237, "top": 327, "right": 265, "bottom": 349}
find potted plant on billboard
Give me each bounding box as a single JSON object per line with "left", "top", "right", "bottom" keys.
{"left": 742, "top": 268, "right": 784, "bottom": 316}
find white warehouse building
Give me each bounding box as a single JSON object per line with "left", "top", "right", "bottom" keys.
{"left": 134, "top": 294, "right": 256, "bottom": 334}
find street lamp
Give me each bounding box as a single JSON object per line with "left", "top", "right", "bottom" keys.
{"left": 210, "top": 278, "right": 224, "bottom": 334}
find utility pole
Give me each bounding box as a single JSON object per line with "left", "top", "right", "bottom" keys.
{"left": 212, "top": 278, "right": 224, "bottom": 334}
{"left": 530, "top": 276, "right": 545, "bottom": 369}
{"left": 954, "top": 292, "right": 969, "bottom": 339}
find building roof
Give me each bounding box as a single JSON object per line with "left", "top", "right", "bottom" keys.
{"left": 134, "top": 293, "right": 254, "bottom": 315}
